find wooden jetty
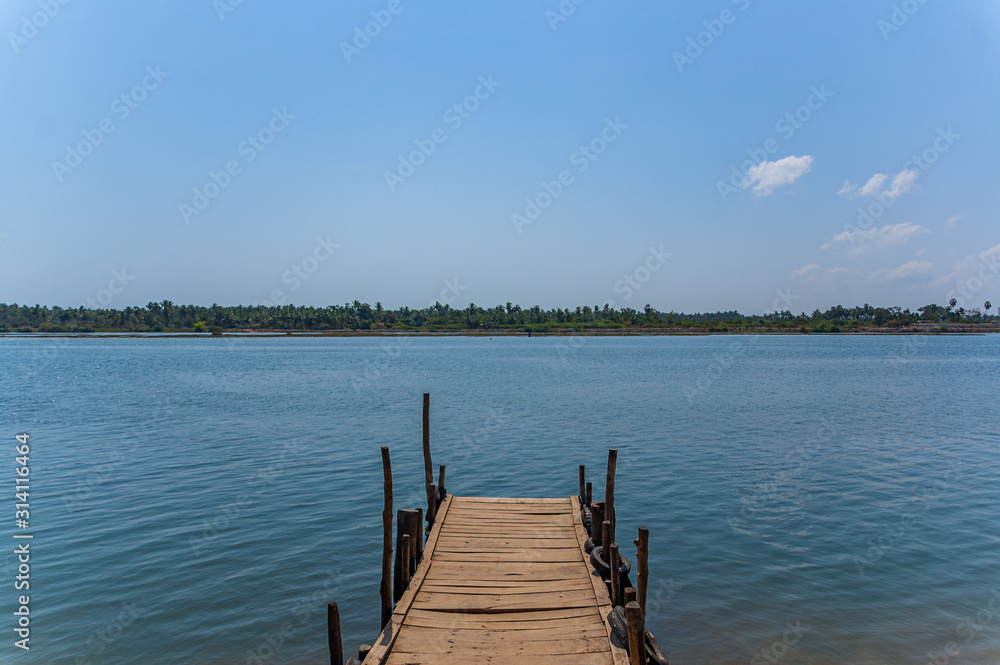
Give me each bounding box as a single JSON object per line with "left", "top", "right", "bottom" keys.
{"left": 327, "top": 394, "right": 667, "bottom": 665}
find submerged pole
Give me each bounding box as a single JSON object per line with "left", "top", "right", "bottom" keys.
{"left": 379, "top": 447, "right": 393, "bottom": 629}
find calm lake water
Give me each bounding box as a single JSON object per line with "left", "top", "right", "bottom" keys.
{"left": 1, "top": 335, "right": 998, "bottom": 664}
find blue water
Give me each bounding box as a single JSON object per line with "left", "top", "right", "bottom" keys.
{"left": 1, "top": 335, "right": 998, "bottom": 664}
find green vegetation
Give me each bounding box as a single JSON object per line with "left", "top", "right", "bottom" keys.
{"left": 0, "top": 300, "right": 996, "bottom": 333}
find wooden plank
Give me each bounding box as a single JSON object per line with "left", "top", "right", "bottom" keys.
{"left": 385, "top": 652, "right": 613, "bottom": 665}
{"left": 420, "top": 580, "right": 593, "bottom": 594}
{"left": 404, "top": 607, "right": 600, "bottom": 627}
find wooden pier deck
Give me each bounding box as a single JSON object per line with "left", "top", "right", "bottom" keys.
{"left": 361, "top": 495, "right": 629, "bottom": 665}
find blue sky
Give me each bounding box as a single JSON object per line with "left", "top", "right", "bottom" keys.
{"left": 1, "top": 0, "right": 998, "bottom": 314}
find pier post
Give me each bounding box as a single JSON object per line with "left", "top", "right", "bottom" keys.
{"left": 635, "top": 526, "right": 649, "bottom": 615}
{"left": 579, "top": 464, "right": 586, "bottom": 502}
{"left": 379, "top": 447, "right": 393, "bottom": 629}
{"left": 401, "top": 534, "right": 411, "bottom": 587}
{"left": 414, "top": 508, "right": 423, "bottom": 560}
{"left": 426, "top": 483, "right": 437, "bottom": 528}
{"left": 422, "top": 393, "right": 433, "bottom": 487}
{"left": 438, "top": 464, "right": 446, "bottom": 502}
{"left": 625, "top": 601, "right": 647, "bottom": 665}
{"left": 592, "top": 502, "right": 605, "bottom": 546}
{"left": 609, "top": 542, "right": 622, "bottom": 607}
{"left": 407, "top": 509, "right": 422, "bottom": 565}
{"left": 605, "top": 449, "right": 617, "bottom": 546}
{"left": 393, "top": 509, "right": 419, "bottom": 602}
{"left": 327, "top": 602, "right": 344, "bottom": 665}
{"left": 585, "top": 482, "right": 592, "bottom": 507}
{"left": 602, "top": 520, "right": 612, "bottom": 565}
{"left": 625, "top": 587, "right": 637, "bottom": 605}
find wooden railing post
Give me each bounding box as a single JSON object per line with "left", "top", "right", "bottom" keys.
{"left": 401, "top": 534, "right": 411, "bottom": 587}
{"left": 426, "top": 483, "right": 437, "bottom": 528}
{"left": 379, "top": 447, "right": 393, "bottom": 629}
{"left": 592, "top": 502, "right": 605, "bottom": 546}
{"left": 393, "top": 509, "right": 418, "bottom": 601}
{"left": 635, "top": 526, "right": 649, "bottom": 615}
{"left": 328, "top": 602, "right": 344, "bottom": 665}
{"left": 605, "top": 448, "right": 617, "bottom": 546}
{"left": 625, "top": 601, "right": 646, "bottom": 665}
{"left": 609, "top": 542, "right": 622, "bottom": 608}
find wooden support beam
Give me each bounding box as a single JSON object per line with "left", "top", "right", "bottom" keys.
{"left": 358, "top": 645, "right": 371, "bottom": 662}
{"left": 625, "top": 601, "right": 646, "bottom": 665}
{"left": 438, "top": 464, "right": 446, "bottom": 501}
{"left": 585, "top": 481, "right": 592, "bottom": 507}
{"left": 635, "top": 526, "right": 649, "bottom": 615}
{"left": 327, "top": 602, "right": 344, "bottom": 665}
{"left": 605, "top": 448, "right": 617, "bottom": 546}
{"left": 379, "top": 447, "right": 393, "bottom": 630}
{"left": 579, "top": 464, "right": 586, "bottom": 501}
{"left": 625, "top": 586, "right": 637, "bottom": 605}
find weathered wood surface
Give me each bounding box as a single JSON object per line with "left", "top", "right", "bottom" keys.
{"left": 363, "top": 495, "right": 629, "bottom": 665}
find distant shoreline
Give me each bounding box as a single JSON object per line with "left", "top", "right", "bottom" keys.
{"left": 3, "top": 325, "right": 998, "bottom": 339}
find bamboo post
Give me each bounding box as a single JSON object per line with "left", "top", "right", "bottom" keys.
{"left": 592, "top": 502, "right": 605, "bottom": 546}
{"left": 393, "top": 509, "right": 418, "bottom": 602}
{"left": 585, "top": 482, "right": 592, "bottom": 507}
{"left": 401, "top": 534, "right": 411, "bottom": 587}
{"left": 327, "top": 602, "right": 344, "bottom": 665}
{"left": 635, "top": 526, "right": 649, "bottom": 615}
{"left": 379, "top": 447, "right": 393, "bottom": 629}
{"left": 609, "top": 542, "right": 622, "bottom": 607}
{"left": 625, "top": 601, "right": 646, "bottom": 665}
{"left": 579, "top": 464, "right": 586, "bottom": 501}
{"left": 605, "top": 448, "right": 617, "bottom": 546}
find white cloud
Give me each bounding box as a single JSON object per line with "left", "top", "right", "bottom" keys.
{"left": 945, "top": 215, "right": 961, "bottom": 228}
{"left": 933, "top": 243, "right": 1000, "bottom": 290}
{"left": 792, "top": 264, "right": 821, "bottom": 281}
{"left": 871, "top": 261, "right": 935, "bottom": 283}
{"left": 830, "top": 222, "right": 929, "bottom": 256}
{"left": 915, "top": 249, "right": 926, "bottom": 256}
{"left": 742, "top": 155, "right": 814, "bottom": 196}
{"left": 839, "top": 169, "right": 919, "bottom": 200}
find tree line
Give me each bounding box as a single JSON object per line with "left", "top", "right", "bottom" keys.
{"left": 0, "top": 300, "right": 995, "bottom": 333}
